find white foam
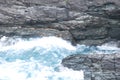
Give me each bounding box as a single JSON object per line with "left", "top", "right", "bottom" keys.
{"left": 0, "top": 60, "right": 84, "bottom": 80}
{"left": 57, "top": 65, "right": 84, "bottom": 80}
{"left": 0, "top": 36, "right": 76, "bottom": 51}
{"left": 0, "top": 36, "right": 83, "bottom": 80}
{"left": 97, "top": 41, "right": 120, "bottom": 51}
{"left": 0, "top": 36, "right": 120, "bottom": 80}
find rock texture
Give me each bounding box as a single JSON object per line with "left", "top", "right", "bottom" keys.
{"left": 0, "top": 0, "right": 120, "bottom": 45}
{"left": 62, "top": 53, "right": 120, "bottom": 80}
{"left": 0, "top": 0, "right": 120, "bottom": 80}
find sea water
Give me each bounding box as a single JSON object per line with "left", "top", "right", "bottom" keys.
{"left": 0, "top": 36, "right": 119, "bottom": 80}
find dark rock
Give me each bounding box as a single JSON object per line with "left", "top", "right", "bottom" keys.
{"left": 62, "top": 53, "right": 120, "bottom": 80}
{"left": 70, "top": 27, "right": 107, "bottom": 40}
{"left": 0, "top": 26, "right": 73, "bottom": 42}
{"left": 118, "top": 41, "right": 120, "bottom": 47}
{"left": 0, "top": 0, "right": 120, "bottom": 46}
{"left": 85, "top": 1, "right": 120, "bottom": 20}
{"left": 109, "top": 28, "right": 120, "bottom": 40}
{"left": 0, "top": 5, "right": 70, "bottom": 25}
{"left": 77, "top": 38, "right": 109, "bottom": 46}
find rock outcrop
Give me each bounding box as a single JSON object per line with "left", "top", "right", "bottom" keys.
{"left": 1, "top": 0, "right": 120, "bottom": 80}
{"left": 62, "top": 53, "right": 120, "bottom": 80}
{"left": 0, "top": 0, "right": 120, "bottom": 45}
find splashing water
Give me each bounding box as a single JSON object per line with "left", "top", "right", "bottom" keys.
{"left": 0, "top": 36, "right": 83, "bottom": 80}
{"left": 0, "top": 36, "right": 119, "bottom": 80}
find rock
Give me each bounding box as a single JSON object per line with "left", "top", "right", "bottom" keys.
{"left": 0, "top": 27, "right": 18, "bottom": 36}
{"left": 77, "top": 38, "right": 109, "bottom": 46}
{"left": 62, "top": 53, "right": 120, "bottom": 80}
{"left": 70, "top": 27, "right": 107, "bottom": 40}
{"left": 0, "top": 5, "right": 69, "bottom": 25}
{"left": 0, "top": 0, "right": 120, "bottom": 46}
{"left": 109, "top": 28, "right": 120, "bottom": 40}
{"left": 0, "top": 26, "right": 73, "bottom": 42}
{"left": 118, "top": 41, "right": 120, "bottom": 47}
{"left": 84, "top": 0, "right": 120, "bottom": 21}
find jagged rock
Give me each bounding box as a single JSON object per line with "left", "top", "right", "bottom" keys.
{"left": 0, "top": 5, "right": 69, "bottom": 25}
{"left": 62, "top": 53, "right": 120, "bottom": 80}
{"left": 0, "top": 0, "right": 120, "bottom": 79}
{"left": 77, "top": 38, "right": 109, "bottom": 46}
{"left": 0, "top": 0, "right": 120, "bottom": 45}
{"left": 70, "top": 27, "right": 107, "bottom": 40}
{"left": 0, "top": 27, "right": 73, "bottom": 42}
{"left": 86, "top": 2, "right": 120, "bottom": 20}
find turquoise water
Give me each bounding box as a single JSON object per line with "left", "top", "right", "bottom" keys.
{"left": 0, "top": 36, "right": 119, "bottom": 80}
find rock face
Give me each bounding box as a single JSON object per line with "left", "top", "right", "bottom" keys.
{"left": 62, "top": 53, "right": 120, "bottom": 80}
{"left": 0, "top": 0, "right": 120, "bottom": 45}
{"left": 0, "top": 0, "right": 120, "bottom": 80}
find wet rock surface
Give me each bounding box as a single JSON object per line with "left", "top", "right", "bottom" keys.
{"left": 62, "top": 53, "right": 120, "bottom": 80}
{"left": 0, "top": 0, "right": 120, "bottom": 45}
{"left": 0, "top": 0, "right": 120, "bottom": 80}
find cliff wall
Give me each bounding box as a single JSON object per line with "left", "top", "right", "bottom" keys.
{"left": 0, "top": 0, "right": 120, "bottom": 45}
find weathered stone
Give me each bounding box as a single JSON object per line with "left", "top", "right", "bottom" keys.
{"left": 62, "top": 53, "right": 120, "bottom": 80}
{"left": 0, "top": 26, "right": 73, "bottom": 42}
{"left": 0, "top": 5, "right": 70, "bottom": 25}
{"left": 86, "top": 1, "right": 120, "bottom": 20}
{"left": 70, "top": 27, "right": 107, "bottom": 40}
{"left": 0, "top": 0, "right": 120, "bottom": 46}
{"left": 109, "top": 28, "right": 120, "bottom": 40}
{"left": 1, "top": 0, "right": 120, "bottom": 80}
{"left": 73, "top": 37, "right": 109, "bottom": 46}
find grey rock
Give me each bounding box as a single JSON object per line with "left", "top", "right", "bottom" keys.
{"left": 0, "top": 5, "right": 69, "bottom": 25}
{"left": 0, "top": 26, "right": 73, "bottom": 42}
{"left": 109, "top": 28, "right": 120, "bottom": 40}
{"left": 86, "top": 1, "right": 120, "bottom": 20}
{"left": 77, "top": 38, "right": 109, "bottom": 46}
{"left": 62, "top": 53, "right": 120, "bottom": 80}
{"left": 70, "top": 27, "right": 107, "bottom": 40}
{"left": 0, "top": 0, "right": 120, "bottom": 46}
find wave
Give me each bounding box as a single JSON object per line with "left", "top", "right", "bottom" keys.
{"left": 0, "top": 36, "right": 119, "bottom": 80}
